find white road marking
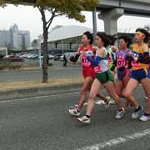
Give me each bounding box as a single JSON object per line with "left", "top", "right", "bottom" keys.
{"left": 0, "top": 91, "right": 80, "bottom": 103}
{"left": 75, "top": 129, "right": 150, "bottom": 150}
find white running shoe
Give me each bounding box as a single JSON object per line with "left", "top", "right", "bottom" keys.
{"left": 69, "top": 107, "right": 80, "bottom": 116}
{"left": 104, "top": 99, "right": 111, "bottom": 108}
{"left": 77, "top": 116, "right": 90, "bottom": 124}
{"left": 139, "top": 114, "right": 150, "bottom": 122}
{"left": 132, "top": 107, "right": 143, "bottom": 119}
{"left": 95, "top": 99, "right": 110, "bottom": 108}
{"left": 115, "top": 108, "right": 125, "bottom": 119}
{"left": 83, "top": 102, "right": 88, "bottom": 106}
{"left": 106, "top": 96, "right": 116, "bottom": 105}
{"left": 95, "top": 100, "right": 103, "bottom": 105}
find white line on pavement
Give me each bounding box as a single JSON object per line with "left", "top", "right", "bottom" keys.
{"left": 0, "top": 91, "right": 80, "bottom": 103}
{"left": 75, "top": 129, "right": 150, "bottom": 150}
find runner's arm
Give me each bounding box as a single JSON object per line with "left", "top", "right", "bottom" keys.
{"left": 138, "top": 45, "right": 149, "bottom": 64}
{"left": 70, "top": 54, "right": 80, "bottom": 62}
{"left": 86, "top": 49, "right": 104, "bottom": 67}
{"left": 86, "top": 56, "right": 102, "bottom": 66}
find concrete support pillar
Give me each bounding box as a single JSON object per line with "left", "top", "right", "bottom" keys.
{"left": 98, "top": 8, "right": 124, "bottom": 35}
{"left": 92, "top": 9, "right": 97, "bottom": 39}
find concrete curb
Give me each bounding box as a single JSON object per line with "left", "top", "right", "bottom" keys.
{"left": 0, "top": 83, "right": 82, "bottom": 101}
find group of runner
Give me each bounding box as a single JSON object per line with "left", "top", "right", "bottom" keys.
{"left": 69, "top": 28, "right": 150, "bottom": 124}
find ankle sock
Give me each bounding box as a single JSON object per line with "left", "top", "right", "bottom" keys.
{"left": 144, "top": 113, "right": 150, "bottom": 116}
{"left": 118, "top": 108, "right": 122, "bottom": 112}
{"left": 86, "top": 115, "right": 90, "bottom": 118}
{"left": 135, "top": 106, "right": 142, "bottom": 112}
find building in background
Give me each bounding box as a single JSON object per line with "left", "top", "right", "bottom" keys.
{"left": 47, "top": 25, "right": 92, "bottom": 52}
{"left": 17, "top": 30, "right": 30, "bottom": 50}
{"left": 46, "top": 25, "right": 134, "bottom": 53}
{"left": 0, "top": 30, "right": 11, "bottom": 48}
{"left": 0, "top": 24, "right": 31, "bottom": 51}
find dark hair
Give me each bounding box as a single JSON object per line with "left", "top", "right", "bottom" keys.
{"left": 96, "top": 32, "right": 110, "bottom": 47}
{"left": 136, "top": 28, "right": 149, "bottom": 43}
{"left": 107, "top": 35, "right": 116, "bottom": 45}
{"left": 83, "top": 31, "right": 93, "bottom": 45}
{"left": 118, "top": 35, "right": 132, "bottom": 48}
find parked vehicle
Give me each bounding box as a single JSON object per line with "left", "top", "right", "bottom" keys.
{"left": 4, "top": 55, "right": 23, "bottom": 62}
{"left": 54, "top": 54, "right": 62, "bottom": 61}
{"left": 19, "top": 53, "right": 38, "bottom": 59}
{"left": 48, "top": 54, "right": 54, "bottom": 60}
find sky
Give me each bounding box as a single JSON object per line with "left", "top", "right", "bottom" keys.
{"left": 0, "top": 5, "right": 150, "bottom": 41}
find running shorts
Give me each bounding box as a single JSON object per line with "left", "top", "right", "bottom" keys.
{"left": 82, "top": 67, "right": 95, "bottom": 79}
{"left": 131, "top": 68, "right": 149, "bottom": 81}
{"left": 96, "top": 71, "right": 114, "bottom": 84}
{"left": 117, "top": 67, "right": 130, "bottom": 81}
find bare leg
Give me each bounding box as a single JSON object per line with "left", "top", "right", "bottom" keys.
{"left": 115, "top": 80, "right": 123, "bottom": 97}
{"left": 104, "top": 82, "right": 122, "bottom": 109}
{"left": 96, "top": 93, "right": 107, "bottom": 102}
{"left": 123, "top": 78, "right": 139, "bottom": 109}
{"left": 77, "top": 77, "right": 94, "bottom": 110}
{"left": 86, "top": 79, "right": 102, "bottom": 116}
{"left": 123, "top": 76, "right": 131, "bottom": 109}
{"left": 141, "top": 78, "right": 150, "bottom": 114}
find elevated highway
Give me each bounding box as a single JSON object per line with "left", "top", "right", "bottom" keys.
{"left": 97, "top": 0, "right": 150, "bottom": 35}
{"left": 4, "top": 0, "right": 150, "bottom": 35}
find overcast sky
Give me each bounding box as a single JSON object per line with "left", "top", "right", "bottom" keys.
{"left": 0, "top": 5, "right": 150, "bottom": 41}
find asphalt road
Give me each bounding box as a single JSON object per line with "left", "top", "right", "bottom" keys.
{"left": 0, "top": 61, "right": 81, "bottom": 83}
{"left": 0, "top": 86, "right": 149, "bottom": 150}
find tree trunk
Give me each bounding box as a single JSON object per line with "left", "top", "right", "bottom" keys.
{"left": 38, "top": 6, "right": 56, "bottom": 83}
{"left": 41, "top": 10, "right": 48, "bottom": 83}
{"left": 42, "top": 28, "right": 48, "bottom": 83}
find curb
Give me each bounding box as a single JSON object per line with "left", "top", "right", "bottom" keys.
{"left": 0, "top": 83, "right": 82, "bottom": 101}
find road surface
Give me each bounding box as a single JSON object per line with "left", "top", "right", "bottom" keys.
{"left": 0, "top": 61, "right": 81, "bottom": 83}
{"left": 0, "top": 86, "right": 149, "bottom": 150}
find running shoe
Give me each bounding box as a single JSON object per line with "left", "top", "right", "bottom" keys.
{"left": 77, "top": 116, "right": 90, "bottom": 124}
{"left": 69, "top": 107, "right": 80, "bottom": 116}
{"left": 104, "top": 99, "right": 111, "bottom": 108}
{"left": 69, "top": 104, "right": 78, "bottom": 109}
{"left": 132, "top": 106, "right": 143, "bottom": 119}
{"left": 115, "top": 108, "right": 125, "bottom": 119}
{"left": 95, "top": 100, "right": 103, "bottom": 105}
{"left": 106, "top": 96, "right": 116, "bottom": 105}
{"left": 83, "top": 102, "right": 88, "bottom": 106}
{"left": 139, "top": 114, "right": 150, "bottom": 122}
{"left": 95, "top": 99, "right": 110, "bottom": 108}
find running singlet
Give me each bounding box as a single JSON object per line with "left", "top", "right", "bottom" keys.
{"left": 94, "top": 47, "right": 109, "bottom": 73}
{"left": 132, "top": 43, "right": 149, "bottom": 70}
{"left": 106, "top": 46, "right": 116, "bottom": 71}
{"left": 77, "top": 45, "right": 96, "bottom": 68}
{"left": 77, "top": 45, "right": 97, "bottom": 79}
{"left": 116, "top": 49, "right": 131, "bottom": 80}
{"left": 86, "top": 47, "right": 114, "bottom": 84}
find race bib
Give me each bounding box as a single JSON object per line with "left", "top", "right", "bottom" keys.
{"left": 117, "top": 56, "right": 126, "bottom": 69}
{"left": 132, "top": 62, "right": 141, "bottom": 68}
{"left": 81, "top": 56, "right": 91, "bottom": 67}
{"left": 94, "top": 65, "right": 102, "bottom": 73}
